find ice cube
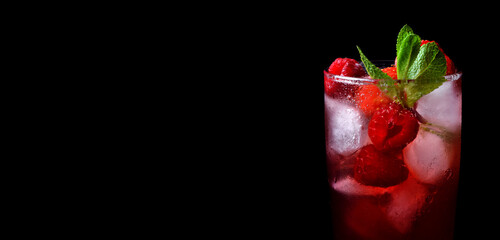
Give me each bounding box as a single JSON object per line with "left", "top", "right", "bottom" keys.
{"left": 416, "top": 81, "right": 462, "bottom": 133}
{"left": 385, "top": 176, "right": 430, "bottom": 234}
{"left": 403, "top": 130, "right": 459, "bottom": 184}
{"left": 324, "top": 94, "right": 368, "bottom": 156}
{"left": 333, "top": 176, "right": 391, "bottom": 196}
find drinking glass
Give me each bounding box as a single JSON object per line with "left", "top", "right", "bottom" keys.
{"left": 324, "top": 60, "right": 462, "bottom": 240}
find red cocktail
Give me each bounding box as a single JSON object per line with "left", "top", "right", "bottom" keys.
{"left": 324, "top": 25, "right": 462, "bottom": 240}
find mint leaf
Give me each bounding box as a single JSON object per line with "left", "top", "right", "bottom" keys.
{"left": 403, "top": 42, "right": 447, "bottom": 107}
{"left": 396, "top": 24, "right": 414, "bottom": 52}
{"left": 357, "top": 46, "right": 400, "bottom": 102}
{"left": 396, "top": 34, "right": 421, "bottom": 80}
{"left": 407, "top": 42, "right": 447, "bottom": 80}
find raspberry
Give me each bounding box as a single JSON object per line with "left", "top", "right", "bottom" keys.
{"left": 421, "top": 40, "right": 456, "bottom": 75}
{"left": 325, "top": 58, "right": 366, "bottom": 98}
{"left": 381, "top": 66, "right": 398, "bottom": 80}
{"left": 328, "top": 58, "right": 365, "bottom": 77}
{"left": 324, "top": 73, "right": 359, "bottom": 99}
{"left": 327, "top": 58, "right": 347, "bottom": 75}
{"left": 420, "top": 40, "right": 444, "bottom": 52}
{"left": 356, "top": 84, "right": 391, "bottom": 116}
{"left": 444, "top": 54, "right": 456, "bottom": 75}
{"left": 368, "top": 103, "right": 419, "bottom": 151}
{"left": 341, "top": 59, "right": 365, "bottom": 77}
{"left": 354, "top": 144, "right": 409, "bottom": 187}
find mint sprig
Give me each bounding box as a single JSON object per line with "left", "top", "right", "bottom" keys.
{"left": 357, "top": 24, "right": 447, "bottom": 108}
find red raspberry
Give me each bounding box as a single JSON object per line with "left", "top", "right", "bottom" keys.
{"left": 421, "top": 40, "right": 456, "bottom": 75}
{"left": 420, "top": 40, "right": 444, "bottom": 52}
{"left": 368, "top": 103, "right": 419, "bottom": 151}
{"left": 356, "top": 84, "right": 391, "bottom": 116}
{"left": 325, "top": 58, "right": 366, "bottom": 98}
{"left": 444, "top": 54, "right": 456, "bottom": 75}
{"left": 354, "top": 144, "right": 409, "bottom": 187}
{"left": 324, "top": 73, "right": 358, "bottom": 98}
{"left": 381, "top": 66, "right": 398, "bottom": 80}
{"left": 328, "top": 58, "right": 365, "bottom": 77}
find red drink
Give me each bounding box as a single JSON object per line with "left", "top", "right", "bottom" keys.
{"left": 324, "top": 25, "right": 462, "bottom": 240}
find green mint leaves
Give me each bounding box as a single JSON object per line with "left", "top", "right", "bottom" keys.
{"left": 357, "top": 24, "right": 447, "bottom": 108}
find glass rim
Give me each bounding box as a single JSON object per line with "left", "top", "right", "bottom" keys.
{"left": 324, "top": 60, "right": 462, "bottom": 85}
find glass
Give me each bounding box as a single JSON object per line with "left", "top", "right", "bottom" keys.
{"left": 324, "top": 61, "right": 462, "bottom": 240}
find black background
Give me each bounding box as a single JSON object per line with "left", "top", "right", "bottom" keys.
{"left": 204, "top": 5, "right": 498, "bottom": 239}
